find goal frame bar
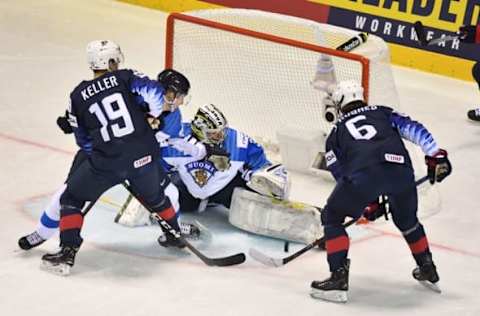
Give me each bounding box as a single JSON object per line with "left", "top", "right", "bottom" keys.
{"left": 165, "top": 12, "right": 370, "bottom": 102}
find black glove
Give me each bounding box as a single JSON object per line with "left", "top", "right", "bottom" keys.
{"left": 56, "top": 111, "right": 73, "bottom": 134}
{"left": 458, "top": 25, "right": 477, "bottom": 43}
{"left": 425, "top": 149, "right": 452, "bottom": 184}
{"left": 205, "top": 144, "right": 230, "bottom": 171}
{"left": 363, "top": 195, "right": 390, "bottom": 221}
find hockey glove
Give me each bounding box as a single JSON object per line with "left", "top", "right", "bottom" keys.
{"left": 425, "top": 149, "right": 452, "bottom": 184}
{"left": 56, "top": 111, "right": 73, "bottom": 134}
{"left": 363, "top": 195, "right": 390, "bottom": 221}
{"left": 457, "top": 25, "right": 477, "bottom": 43}
{"left": 205, "top": 144, "right": 230, "bottom": 171}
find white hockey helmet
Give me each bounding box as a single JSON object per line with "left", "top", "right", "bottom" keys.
{"left": 329, "top": 80, "right": 364, "bottom": 110}
{"left": 191, "top": 104, "right": 228, "bottom": 145}
{"left": 86, "top": 40, "right": 124, "bottom": 70}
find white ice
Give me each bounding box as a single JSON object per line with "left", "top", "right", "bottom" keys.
{"left": 1, "top": 1, "right": 480, "bottom": 315}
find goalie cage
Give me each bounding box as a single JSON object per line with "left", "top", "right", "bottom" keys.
{"left": 165, "top": 9, "right": 401, "bottom": 176}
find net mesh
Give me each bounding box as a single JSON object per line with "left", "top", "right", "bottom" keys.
{"left": 166, "top": 9, "right": 400, "bottom": 144}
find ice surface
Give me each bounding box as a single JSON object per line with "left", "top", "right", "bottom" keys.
{"left": 1, "top": 1, "right": 480, "bottom": 315}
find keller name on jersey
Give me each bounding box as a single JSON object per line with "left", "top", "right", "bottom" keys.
{"left": 81, "top": 75, "right": 119, "bottom": 101}
{"left": 186, "top": 160, "right": 216, "bottom": 187}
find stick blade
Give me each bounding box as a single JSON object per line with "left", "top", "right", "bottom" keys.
{"left": 210, "top": 253, "right": 246, "bottom": 267}
{"left": 248, "top": 248, "right": 284, "bottom": 267}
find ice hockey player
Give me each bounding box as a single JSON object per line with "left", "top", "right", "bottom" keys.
{"left": 17, "top": 66, "right": 192, "bottom": 253}
{"left": 26, "top": 40, "right": 192, "bottom": 275}
{"left": 456, "top": 24, "right": 480, "bottom": 121}
{"left": 18, "top": 69, "right": 194, "bottom": 250}
{"left": 310, "top": 80, "right": 452, "bottom": 303}
{"left": 116, "top": 104, "right": 290, "bottom": 229}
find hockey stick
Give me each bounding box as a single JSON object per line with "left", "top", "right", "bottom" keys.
{"left": 414, "top": 21, "right": 458, "bottom": 46}
{"left": 249, "top": 175, "right": 429, "bottom": 267}
{"left": 122, "top": 182, "right": 246, "bottom": 267}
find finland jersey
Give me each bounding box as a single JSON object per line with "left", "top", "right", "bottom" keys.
{"left": 161, "top": 124, "right": 270, "bottom": 199}
{"left": 68, "top": 69, "right": 165, "bottom": 170}
{"left": 326, "top": 105, "right": 438, "bottom": 179}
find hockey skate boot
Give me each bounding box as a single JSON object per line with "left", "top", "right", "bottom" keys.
{"left": 41, "top": 246, "right": 79, "bottom": 276}
{"left": 157, "top": 231, "right": 186, "bottom": 249}
{"left": 467, "top": 108, "right": 480, "bottom": 122}
{"left": 310, "top": 259, "right": 350, "bottom": 303}
{"left": 412, "top": 256, "right": 441, "bottom": 293}
{"left": 18, "top": 231, "right": 46, "bottom": 250}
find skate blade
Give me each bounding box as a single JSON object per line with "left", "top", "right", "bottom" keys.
{"left": 418, "top": 280, "right": 442, "bottom": 293}
{"left": 310, "top": 288, "right": 348, "bottom": 303}
{"left": 41, "top": 261, "right": 71, "bottom": 276}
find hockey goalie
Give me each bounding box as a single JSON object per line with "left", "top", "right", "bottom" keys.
{"left": 116, "top": 104, "right": 322, "bottom": 243}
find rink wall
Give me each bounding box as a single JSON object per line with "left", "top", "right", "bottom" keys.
{"left": 119, "top": 0, "right": 480, "bottom": 81}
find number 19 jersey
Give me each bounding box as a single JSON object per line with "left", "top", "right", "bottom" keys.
{"left": 68, "top": 69, "right": 164, "bottom": 171}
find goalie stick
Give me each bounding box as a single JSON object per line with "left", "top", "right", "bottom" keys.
{"left": 249, "top": 175, "right": 429, "bottom": 267}
{"left": 414, "top": 21, "right": 458, "bottom": 46}
{"left": 122, "top": 183, "right": 246, "bottom": 267}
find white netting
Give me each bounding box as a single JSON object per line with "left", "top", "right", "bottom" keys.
{"left": 166, "top": 9, "right": 400, "bottom": 143}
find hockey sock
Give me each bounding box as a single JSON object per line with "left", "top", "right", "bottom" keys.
{"left": 325, "top": 225, "right": 350, "bottom": 271}
{"left": 401, "top": 222, "right": 431, "bottom": 266}
{"left": 59, "top": 206, "right": 84, "bottom": 248}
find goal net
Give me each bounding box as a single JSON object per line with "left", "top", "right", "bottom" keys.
{"left": 164, "top": 8, "right": 439, "bottom": 221}
{"left": 165, "top": 9, "right": 400, "bottom": 142}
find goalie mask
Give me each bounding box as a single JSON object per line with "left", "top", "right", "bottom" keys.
{"left": 86, "top": 40, "right": 124, "bottom": 70}
{"left": 329, "top": 80, "right": 364, "bottom": 112}
{"left": 191, "top": 104, "right": 228, "bottom": 145}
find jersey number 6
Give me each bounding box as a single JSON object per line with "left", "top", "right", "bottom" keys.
{"left": 89, "top": 93, "right": 135, "bottom": 142}
{"left": 345, "top": 115, "right": 377, "bottom": 140}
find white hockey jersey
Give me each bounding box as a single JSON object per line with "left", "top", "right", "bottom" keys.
{"left": 161, "top": 123, "right": 270, "bottom": 199}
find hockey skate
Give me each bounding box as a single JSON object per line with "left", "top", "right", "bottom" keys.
{"left": 467, "top": 108, "right": 480, "bottom": 122}
{"left": 157, "top": 232, "right": 186, "bottom": 249}
{"left": 412, "top": 258, "right": 441, "bottom": 293}
{"left": 18, "top": 231, "right": 46, "bottom": 250}
{"left": 310, "top": 259, "right": 350, "bottom": 303}
{"left": 41, "top": 246, "right": 78, "bottom": 276}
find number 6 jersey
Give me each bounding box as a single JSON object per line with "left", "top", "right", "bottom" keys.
{"left": 67, "top": 69, "right": 165, "bottom": 171}
{"left": 325, "top": 105, "right": 439, "bottom": 180}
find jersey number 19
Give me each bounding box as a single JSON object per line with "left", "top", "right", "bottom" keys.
{"left": 89, "top": 93, "right": 135, "bottom": 142}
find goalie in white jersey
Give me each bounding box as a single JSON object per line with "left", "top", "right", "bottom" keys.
{"left": 164, "top": 104, "right": 288, "bottom": 211}
{"left": 117, "top": 104, "right": 291, "bottom": 228}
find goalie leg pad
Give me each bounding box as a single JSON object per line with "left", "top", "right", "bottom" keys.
{"left": 229, "top": 187, "right": 322, "bottom": 244}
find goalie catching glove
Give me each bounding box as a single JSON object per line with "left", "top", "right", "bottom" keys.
{"left": 425, "top": 149, "right": 452, "bottom": 184}
{"left": 245, "top": 164, "right": 290, "bottom": 200}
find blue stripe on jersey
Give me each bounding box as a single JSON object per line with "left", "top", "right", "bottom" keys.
{"left": 40, "top": 211, "right": 59, "bottom": 228}
{"left": 390, "top": 112, "right": 439, "bottom": 156}
{"left": 162, "top": 109, "right": 182, "bottom": 138}
{"left": 73, "top": 125, "right": 93, "bottom": 153}
{"left": 130, "top": 75, "right": 165, "bottom": 117}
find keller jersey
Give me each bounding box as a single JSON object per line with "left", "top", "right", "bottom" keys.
{"left": 326, "top": 105, "right": 439, "bottom": 179}
{"left": 68, "top": 69, "right": 165, "bottom": 170}
{"left": 161, "top": 123, "right": 270, "bottom": 199}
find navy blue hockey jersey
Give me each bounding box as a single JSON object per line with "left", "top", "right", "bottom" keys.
{"left": 325, "top": 105, "right": 438, "bottom": 179}
{"left": 68, "top": 69, "right": 165, "bottom": 170}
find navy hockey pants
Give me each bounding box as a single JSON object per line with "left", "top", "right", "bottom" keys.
{"left": 321, "top": 163, "right": 432, "bottom": 271}
{"left": 59, "top": 157, "right": 174, "bottom": 247}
